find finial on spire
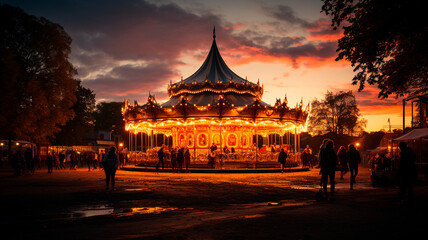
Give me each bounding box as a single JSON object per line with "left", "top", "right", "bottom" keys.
{"left": 213, "top": 26, "right": 216, "bottom": 39}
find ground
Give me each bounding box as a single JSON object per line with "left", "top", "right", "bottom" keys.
{"left": 1, "top": 166, "right": 427, "bottom": 240}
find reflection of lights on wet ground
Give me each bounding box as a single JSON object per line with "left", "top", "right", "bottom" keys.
{"left": 69, "top": 205, "right": 181, "bottom": 219}
{"left": 116, "top": 207, "right": 179, "bottom": 217}
{"left": 124, "top": 188, "right": 144, "bottom": 191}
{"left": 71, "top": 205, "right": 113, "bottom": 218}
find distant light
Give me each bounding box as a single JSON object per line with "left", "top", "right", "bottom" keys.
{"left": 0, "top": 143, "right": 3, "bottom": 146}
{"left": 119, "top": 143, "right": 123, "bottom": 147}
{"left": 356, "top": 143, "right": 360, "bottom": 147}
{"left": 388, "top": 146, "right": 391, "bottom": 149}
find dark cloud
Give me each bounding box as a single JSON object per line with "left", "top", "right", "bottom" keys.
{"left": 5, "top": 0, "right": 342, "bottom": 101}
{"left": 83, "top": 62, "right": 176, "bottom": 101}
{"left": 265, "top": 5, "right": 314, "bottom": 28}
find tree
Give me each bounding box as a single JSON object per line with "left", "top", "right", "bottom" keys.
{"left": 0, "top": 4, "right": 76, "bottom": 146}
{"left": 308, "top": 91, "right": 366, "bottom": 135}
{"left": 93, "top": 102, "right": 126, "bottom": 143}
{"left": 321, "top": 0, "right": 428, "bottom": 98}
{"left": 54, "top": 80, "right": 96, "bottom": 145}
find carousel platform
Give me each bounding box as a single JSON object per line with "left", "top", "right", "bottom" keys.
{"left": 121, "top": 165, "right": 309, "bottom": 173}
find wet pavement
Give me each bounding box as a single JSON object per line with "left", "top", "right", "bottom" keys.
{"left": 1, "top": 167, "right": 427, "bottom": 239}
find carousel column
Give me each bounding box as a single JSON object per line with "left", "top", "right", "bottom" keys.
{"left": 128, "top": 131, "right": 131, "bottom": 153}
{"left": 151, "top": 130, "right": 154, "bottom": 148}
{"left": 193, "top": 125, "right": 196, "bottom": 160}
{"left": 294, "top": 128, "right": 297, "bottom": 153}
{"left": 255, "top": 127, "right": 258, "bottom": 168}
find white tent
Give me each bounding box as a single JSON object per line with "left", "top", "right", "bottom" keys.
{"left": 394, "top": 128, "right": 428, "bottom": 141}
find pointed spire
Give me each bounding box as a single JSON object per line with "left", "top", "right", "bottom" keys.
{"left": 213, "top": 26, "right": 216, "bottom": 39}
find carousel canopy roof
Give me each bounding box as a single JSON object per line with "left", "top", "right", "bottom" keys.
{"left": 167, "top": 28, "right": 263, "bottom": 98}
{"left": 181, "top": 30, "right": 250, "bottom": 85}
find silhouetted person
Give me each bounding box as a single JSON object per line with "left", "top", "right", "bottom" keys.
{"left": 119, "top": 152, "right": 125, "bottom": 169}
{"left": 171, "top": 148, "right": 177, "bottom": 172}
{"left": 103, "top": 147, "right": 119, "bottom": 191}
{"left": 86, "top": 152, "right": 93, "bottom": 171}
{"left": 320, "top": 140, "right": 338, "bottom": 199}
{"left": 70, "top": 151, "right": 76, "bottom": 170}
{"left": 11, "top": 150, "right": 22, "bottom": 176}
{"left": 398, "top": 142, "right": 417, "bottom": 204}
{"left": 208, "top": 151, "right": 215, "bottom": 168}
{"left": 184, "top": 148, "right": 191, "bottom": 172}
{"left": 59, "top": 152, "right": 65, "bottom": 169}
{"left": 158, "top": 147, "right": 164, "bottom": 169}
{"left": 177, "top": 148, "right": 184, "bottom": 172}
{"left": 347, "top": 144, "right": 361, "bottom": 190}
{"left": 278, "top": 148, "right": 287, "bottom": 172}
{"left": 318, "top": 139, "right": 329, "bottom": 186}
{"left": 337, "top": 146, "right": 348, "bottom": 180}
{"left": 47, "top": 152, "right": 53, "bottom": 173}
{"left": 210, "top": 143, "right": 217, "bottom": 152}
{"left": 24, "top": 147, "right": 34, "bottom": 174}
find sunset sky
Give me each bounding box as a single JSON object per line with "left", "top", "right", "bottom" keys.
{"left": 5, "top": 0, "right": 411, "bottom": 131}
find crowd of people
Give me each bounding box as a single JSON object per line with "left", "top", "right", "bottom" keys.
{"left": 3, "top": 141, "right": 418, "bottom": 203}
{"left": 157, "top": 146, "right": 191, "bottom": 172}
{"left": 5, "top": 147, "right": 127, "bottom": 176}
{"left": 316, "top": 139, "right": 362, "bottom": 199}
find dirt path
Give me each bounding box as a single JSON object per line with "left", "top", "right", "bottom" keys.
{"left": 1, "top": 167, "right": 427, "bottom": 239}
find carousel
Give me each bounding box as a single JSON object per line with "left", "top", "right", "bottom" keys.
{"left": 122, "top": 29, "right": 309, "bottom": 166}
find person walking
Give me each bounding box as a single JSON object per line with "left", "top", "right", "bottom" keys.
{"left": 320, "top": 140, "right": 338, "bottom": 199}
{"left": 47, "top": 152, "right": 53, "bottom": 174}
{"left": 347, "top": 144, "right": 361, "bottom": 190}
{"left": 300, "top": 148, "right": 308, "bottom": 168}
{"left": 59, "top": 152, "right": 65, "bottom": 169}
{"left": 177, "top": 148, "right": 184, "bottom": 172}
{"left": 24, "top": 147, "right": 34, "bottom": 174}
{"left": 184, "top": 148, "right": 191, "bottom": 172}
{"left": 278, "top": 148, "right": 288, "bottom": 172}
{"left": 337, "top": 146, "right": 348, "bottom": 180}
{"left": 11, "top": 150, "right": 22, "bottom": 176}
{"left": 119, "top": 152, "right": 124, "bottom": 169}
{"left": 170, "top": 148, "right": 177, "bottom": 172}
{"left": 398, "top": 142, "right": 417, "bottom": 204}
{"left": 86, "top": 152, "right": 92, "bottom": 172}
{"left": 317, "top": 139, "right": 329, "bottom": 186}
{"left": 70, "top": 151, "right": 76, "bottom": 170}
{"left": 158, "top": 147, "right": 164, "bottom": 170}
{"left": 102, "top": 147, "right": 119, "bottom": 191}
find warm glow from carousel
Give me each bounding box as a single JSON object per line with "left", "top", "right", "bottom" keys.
{"left": 122, "top": 29, "right": 309, "bottom": 162}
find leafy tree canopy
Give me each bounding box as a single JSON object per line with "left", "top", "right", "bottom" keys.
{"left": 322, "top": 0, "right": 428, "bottom": 98}
{"left": 93, "top": 102, "right": 126, "bottom": 142}
{"left": 308, "top": 90, "right": 366, "bottom": 135}
{"left": 0, "top": 4, "right": 76, "bottom": 144}
{"left": 54, "top": 80, "right": 96, "bottom": 146}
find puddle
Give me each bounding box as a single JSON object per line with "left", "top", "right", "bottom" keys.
{"left": 116, "top": 207, "right": 178, "bottom": 217}
{"left": 124, "top": 188, "right": 144, "bottom": 191}
{"left": 290, "top": 185, "right": 319, "bottom": 190}
{"left": 40, "top": 204, "right": 182, "bottom": 221}
{"left": 280, "top": 200, "right": 315, "bottom": 207}
{"left": 71, "top": 204, "right": 114, "bottom": 218}
{"left": 264, "top": 200, "right": 315, "bottom": 207}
